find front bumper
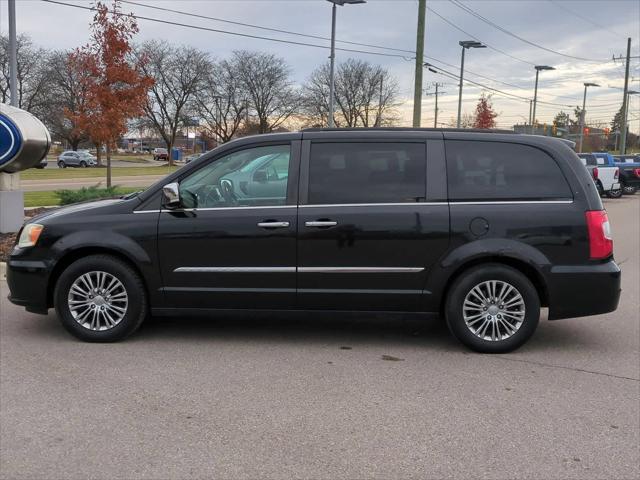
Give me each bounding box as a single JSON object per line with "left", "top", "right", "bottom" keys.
{"left": 547, "top": 260, "right": 621, "bottom": 320}
{"left": 6, "top": 257, "right": 51, "bottom": 314}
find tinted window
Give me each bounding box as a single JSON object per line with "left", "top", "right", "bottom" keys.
{"left": 446, "top": 141, "right": 572, "bottom": 201}
{"left": 308, "top": 142, "right": 426, "bottom": 204}
{"left": 179, "top": 144, "right": 290, "bottom": 208}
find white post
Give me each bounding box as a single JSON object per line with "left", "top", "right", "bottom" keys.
{"left": 0, "top": 0, "right": 24, "bottom": 234}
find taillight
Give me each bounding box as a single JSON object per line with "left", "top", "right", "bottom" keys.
{"left": 585, "top": 210, "right": 613, "bottom": 259}
{"left": 614, "top": 167, "right": 619, "bottom": 179}
{"left": 634, "top": 168, "right": 640, "bottom": 178}
{"left": 593, "top": 167, "right": 599, "bottom": 179}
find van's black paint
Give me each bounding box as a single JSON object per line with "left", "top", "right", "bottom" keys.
{"left": 7, "top": 130, "right": 621, "bottom": 321}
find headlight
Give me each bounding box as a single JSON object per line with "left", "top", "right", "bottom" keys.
{"left": 17, "top": 224, "right": 44, "bottom": 248}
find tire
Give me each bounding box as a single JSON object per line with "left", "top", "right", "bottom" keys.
{"left": 54, "top": 254, "right": 148, "bottom": 342}
{"left": 606, "top": 188, "right": 623, "bottom": 198}
{"left": 79, "top": 161, "right": 87, "bottom": 168}
{"left": 622, "top": 183, "right": 637, "bottom": 195}
{"left": 58, "top": 161, "right": 66, "bottom": 168}
{"left": 445, "top": 263, "right": 540, "bottom": 353}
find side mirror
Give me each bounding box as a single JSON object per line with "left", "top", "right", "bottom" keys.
{"left": 253, "top": 170, "right": 268, "bottom": 183}
{"left": 162, "top": 182, "right": 181, "bottom": 208}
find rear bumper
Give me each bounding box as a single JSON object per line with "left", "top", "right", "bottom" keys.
{"left": 547, "top": 260, "right": 621, "bottom": 320}
{"left": 6, "top": 258, "right": 50, "bottom": 314}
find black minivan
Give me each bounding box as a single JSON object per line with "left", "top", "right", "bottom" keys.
{"left": 6, "top": 129, "right": 621, "bottom": 352}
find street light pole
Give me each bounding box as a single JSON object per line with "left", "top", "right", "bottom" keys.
{"left": 327, "top": 0, "right": 366, "bottom": 128}
{"left": 456, "top": 41, "right": 485, "bottom": 128}
{"left": 531, "top": 65, "right": 555, "bottom": 134}
{"left": 577, "top": 82, "right": 599, "bottom": 153}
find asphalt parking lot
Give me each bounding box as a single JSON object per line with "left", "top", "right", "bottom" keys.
{"left": 1, "top": 196, "right": 638, "bottom": 480}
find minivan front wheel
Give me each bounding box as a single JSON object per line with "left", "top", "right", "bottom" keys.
{"left": 54, "top": 254, "right": 147, "bottom": 342}
{"left": 445, "top": 264, "right": 540, "bottom": 353}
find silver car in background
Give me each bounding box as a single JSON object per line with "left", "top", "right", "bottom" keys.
{"left": 57, "top": 151, "right": 98, "bottom": 168}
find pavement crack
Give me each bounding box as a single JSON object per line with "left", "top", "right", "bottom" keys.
{"left": 491, "top": 356, "right": 640, "bottom": 382}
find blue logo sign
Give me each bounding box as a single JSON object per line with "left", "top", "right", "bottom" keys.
{"left": 0, "top": 113, "right": 23, "bottom": 168}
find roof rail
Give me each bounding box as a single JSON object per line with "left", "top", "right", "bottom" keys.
{"left": 301, "top": 127, "right": 516, "bottom": 134}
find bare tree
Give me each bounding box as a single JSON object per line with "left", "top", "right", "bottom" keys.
{"left": 195, "top": 58, "right": 247, "bottom": 144}
{"left": 0, "top": 34, "right": 50, "bottom": 116}
{"left": 38, "top": 51, "right": 91, "bottom": 151}
{"left": 135, "top": 40, "right": 210, "bottom": 164}
{"left": 303, "top": 59, "right": 399, "bottom": 128}
{"left": 234, "top": 51, "right": 298, "bottom": 134}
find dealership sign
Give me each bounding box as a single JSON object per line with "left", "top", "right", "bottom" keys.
{"left": 0, "top": 104, "right": 50, "bottom": 174}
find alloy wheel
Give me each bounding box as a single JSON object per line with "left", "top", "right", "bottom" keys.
{"left": 67, "top": 271, "right": 129, "bottom": 331}
{"left": 462, "top": 280, "right": 525, "bottom": 341}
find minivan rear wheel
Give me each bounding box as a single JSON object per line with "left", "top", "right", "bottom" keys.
{"left": 54, "top": 254, "right": 147, "bottom": 342}
{"left": 445, "top": 264, "right": 540, "bottom": 353}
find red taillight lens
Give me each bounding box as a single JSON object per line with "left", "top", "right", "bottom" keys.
{"left": 593, "top": 167, "right": 599, "bottom": 179}
{"left": 634, "top": 168, "right": 640, "bottom": 178}
{"left": 585, "top": 210, "right": 613, "bottom": 259}
{"left": 614, "top": 167, "right": 619, "bottom": 179}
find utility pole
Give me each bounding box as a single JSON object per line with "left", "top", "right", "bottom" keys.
{"left": 375, "top": 75, "right": 384, "bottom": 127}
{"left": 8, "top": 0, "right": 17, "bottom": 107}
{"left": 619, "top": 37, "right": 631, "bottom": 154}
{"left": 528, "top": 100, "right": 532, "bottom": 128}
{"left": 425, "top": 82, "right": 445, "bottom": 128}
{"left": 412, "top": 0, "right": 426, "bottom": 127}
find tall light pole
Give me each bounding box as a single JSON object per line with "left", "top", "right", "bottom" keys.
{"left": 327, "top": 0, "right": 366, "bottom": 128}
{"left": 577, "top": 82, "right": 599, "bottom": 153}
{"left": 531, "top": 65, "right": 555, "bottom": 134}
{"left": 456, "top": 40, "right": 485, "bottom": 128}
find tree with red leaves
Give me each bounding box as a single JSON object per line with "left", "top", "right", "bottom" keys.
{"left": 68, "top": 1, "right": 152, "bottom": 187}
{"left": 472, "top": 92, "right": 498, "bottom": 129}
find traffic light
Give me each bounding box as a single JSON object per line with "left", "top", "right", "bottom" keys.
{"left": 584, "top": 127, "right": 590, "bottom": 136}
{"left": 552, "top": 121, "right": 557, "bottom": 136}
{"left": 604, "top": 127, "right": 610, "bottom": 138}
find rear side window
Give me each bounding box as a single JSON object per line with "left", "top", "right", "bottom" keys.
{"left": 308, "top": 142, "right": 426, "bottom": 204}
{"left": 446, "top": 140, "right": 572, "bottom": 201}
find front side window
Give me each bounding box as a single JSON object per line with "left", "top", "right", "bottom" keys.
{"left": 308, "top": 142, "right": 426, "bottom": 204}
{"left": 446, "top": 141, "right": 572, "bottom": 201}
{"left": 179, "top": 144, "right": 290, "bottom": 208}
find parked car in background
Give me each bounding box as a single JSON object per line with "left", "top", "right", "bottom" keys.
{"left": 57, "top": 151, "right": 97, "bottom": 168}
{"left": 577, "top": 153, "right": 621, "bottom": 198}
{"left": 32, "top": 157, "right": 48, "bottom": 169}
{"left": 7, "top": 129, "right": 621, "bottom": 353}
{"left": 613, "top": 154, "right": 640, "bottom": 194}
{"left": 153, "top": 148, "right": 168, "bottom": 161}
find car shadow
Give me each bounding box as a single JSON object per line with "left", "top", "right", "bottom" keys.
{"left": 134, "top": 311, "right": 460, "bottom": 350}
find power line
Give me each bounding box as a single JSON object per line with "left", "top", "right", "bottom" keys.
{"left": 41, "top": 0, "right": 617, "bottom": 112}
{"left": 119, "top": 0, "right": 616, "bottom": 103}
{"left": 547, "top": 0, "right": 630, "bottom": 41}
{"left": 426, "top": 5, "right": 535, "bottom": 66}
{"left": 41, "top": 0, "right": 412, "bottom": 60}
{"left": 448, "top": 0, "right": 611, "bottom": 63}
{"left": 121, "top": 0, "right": 418, "bottom": 57}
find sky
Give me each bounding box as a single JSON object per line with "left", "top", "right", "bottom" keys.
{"left": 1, "top": 0, "right": 639, "bottom": 133}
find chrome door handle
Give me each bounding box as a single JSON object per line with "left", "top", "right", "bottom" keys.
{"left": 257, "top": 221, "right": 290, "bottom": 228}
{"left": 305, "top": 221, "right": 338, "bottom": 227}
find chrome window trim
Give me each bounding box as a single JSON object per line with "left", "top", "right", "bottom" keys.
{"left": 135, "top": 200, "right": 572, "bottom": 213}
{"left": 299, "top": 202, "right": 448, "bottom": 208}
{"left": 449, "top": 200, "right": 573, "bottom": 205}
{"left": 134, "top": 205, "right": 296, "bottom": 214}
